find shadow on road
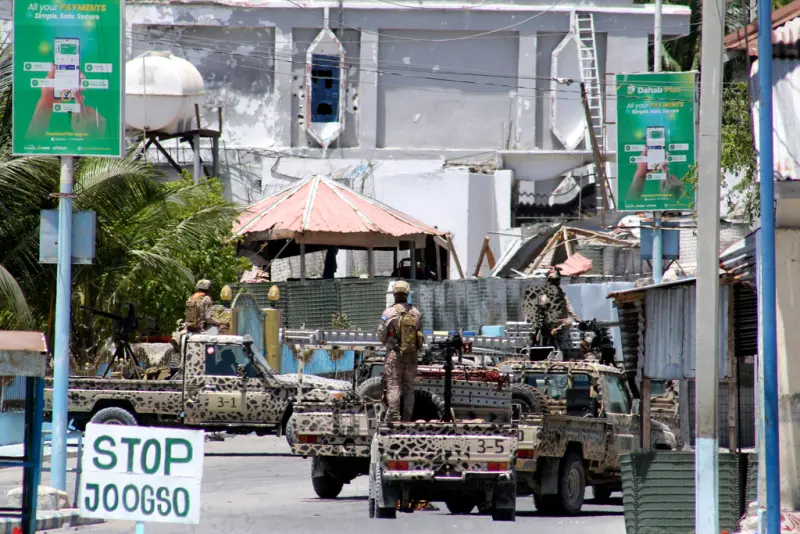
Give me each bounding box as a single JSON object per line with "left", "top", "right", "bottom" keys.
{"left": 517, "top": 510, "right": 623, "bottom": 518}
{"left": 304, "top": 496, "right": 369, "bottom": 502}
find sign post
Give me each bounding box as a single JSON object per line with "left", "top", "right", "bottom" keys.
{"left": 615, "top": 71, "right": 697, "bottom": 213}
{"left": 80, "top": 424, "right": 205, "bottom": 529}
{"left": 12, "top": 0, "right": 125, "bottom": 491}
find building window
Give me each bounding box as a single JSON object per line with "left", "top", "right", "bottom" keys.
{"left": 310, "top": 54, "right": 340, "bottom": 123}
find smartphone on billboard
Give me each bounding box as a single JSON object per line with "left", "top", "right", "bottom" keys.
{"left": 645, "top": 126, "right": 666, "bottom": 169}
{"left": 53, "top": 38, "right": 80, "bottom": 101}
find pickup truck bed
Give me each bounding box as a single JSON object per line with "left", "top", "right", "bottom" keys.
{"left": 369, "top": 421, "right": 518, "bottom": 521}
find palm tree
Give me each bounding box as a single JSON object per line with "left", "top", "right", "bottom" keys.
{"left": 0, "top": 43, "right": 247, "bottom": 356}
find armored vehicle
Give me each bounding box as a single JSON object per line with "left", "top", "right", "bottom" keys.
{"left": 502, "top": 360, "right": 677, "bottom": 514}
{"left": 43, "top": 333, "right": 351, "bottom": 434}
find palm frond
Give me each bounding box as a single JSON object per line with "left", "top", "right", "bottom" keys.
{"left": 0, "top": 264, "right": 34, "bottom": 329}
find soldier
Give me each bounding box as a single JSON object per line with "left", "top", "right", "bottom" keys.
{"left": 185, "top": 279, "right": 221, "bottom": 333}
{"left": 547, "top": 267, "right": 580, "bottom": 338}
{"left": 377, "top": 280, "right": 423, "bottom": 422}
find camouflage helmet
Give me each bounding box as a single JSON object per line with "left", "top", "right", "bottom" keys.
{"left": 196, "top": 279, "right": 211, "bottom": 291}
{"left": 393, "top": 280, "right": 411, "bottom": 294}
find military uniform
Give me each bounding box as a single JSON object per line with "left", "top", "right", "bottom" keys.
{"left": 378, "top": 284, "right": 423, "bottom": 422}
{"left": 185, "top": 280, "right": 218, "bottom": 333}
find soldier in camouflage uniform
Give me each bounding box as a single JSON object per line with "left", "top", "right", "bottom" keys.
{"left": 185, "top": 279, "right": 222, "bottom": 333}
{"left": 547, "top": 267, "right": 580, "bottom": 337}
{"left": 377, "top": 280, "right": 423, "bottom": 422}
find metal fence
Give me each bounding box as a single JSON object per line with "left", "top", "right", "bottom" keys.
{"left": 0, "top": 376, "right": 27, "bottom": 412}
{"left": 231, "top": 278, "right": 634, "bottom": 333}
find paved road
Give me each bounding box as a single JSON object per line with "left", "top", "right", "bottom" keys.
{"left": 0, "top": 435, "right": 625, "bottom": 534}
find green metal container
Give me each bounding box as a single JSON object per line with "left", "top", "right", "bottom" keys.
{"left": 621, "top": 451, "right": 747, "bottom": 534}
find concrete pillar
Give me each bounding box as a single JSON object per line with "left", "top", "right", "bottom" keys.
{"left": 515, "top": 33, "right": 537, "bottom": 150}
{"left": 273, "top": 25, "right": 294, "bottom": 148}
{"left": 358, "top": 31, "right": 379, "bottom": 148}
{"left": 772, "top": 187, "right": 800, "bottom": 512}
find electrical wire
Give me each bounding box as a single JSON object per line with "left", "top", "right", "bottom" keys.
{"left": 126, "top": 29, "right": 700, "bottom": 103}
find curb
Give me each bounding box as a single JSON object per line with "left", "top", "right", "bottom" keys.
{"left": 0, "top": 509, "right": 105, "bottom": 533}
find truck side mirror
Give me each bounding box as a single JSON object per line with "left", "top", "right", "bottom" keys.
{"left": 632, "top": 398, "right": 640, "bottom": 415}
{"left": 237, "top": 364, "right": 246, "bottom": 379}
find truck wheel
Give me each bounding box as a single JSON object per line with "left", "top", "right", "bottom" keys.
{"left": 445, "top": 500, "right": 475, "bottom": 515}
{"left": 89, "top": 407, "right": 137, "bottom": 426}
{"left": 356, "top": 377, "right": 384, "bottom": 402}
{"left": 557, "top": 451, "right": 586, "bottom": 514}
{"left": 509, "top": 384, "right": 550, "bottom": 415}
{"left": 593, "top": 486, "right": 613, "bottom": 503}
{"left": 311, "top": 458, "right": 343, "bottom": 499}
{"left": 491, "top": 508, "right": 516, "bottom": 522}
{"left": 409, "top": 389, "right": 445, "bottom": 421}
{"left": 285, "top": 417, "right": 295, "bottom": 448}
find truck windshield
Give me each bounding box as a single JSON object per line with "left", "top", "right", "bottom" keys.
{"left": 524, "top": 372, "right": 591, "bottom": 400}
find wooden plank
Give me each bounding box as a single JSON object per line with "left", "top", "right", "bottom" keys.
{"left": 641, "top": 377, "right": 652, "bottom": 450}
{"left": 435, "top": 242, "right": 442, "bottom": 281}
{"left": 446, "top": 235, "right": 465, "bottom": 279}
{"left": 472, "top": 237, "right": 489, "bottom": 277}
{"left": 529, "top": 231, "right": 562, "bottom": 273}
{"left": 486, "top": 240, "right": 496, "bottom": 269}
{"left": 563, "top": 227, "right": 574, "bottom": 257}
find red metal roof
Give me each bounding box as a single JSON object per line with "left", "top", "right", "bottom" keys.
{"left": 724, "top": 0, "right": 800, "bottom": 57}
{"left": 233, "top": 175, "right": 445, "bottom": 246}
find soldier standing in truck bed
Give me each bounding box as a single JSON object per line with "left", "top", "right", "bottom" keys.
{"left": 377, "top": 280, "right": 423, "bottom": 422}
{"left": 185, "top": 279, "right": 222, "bottom": 333}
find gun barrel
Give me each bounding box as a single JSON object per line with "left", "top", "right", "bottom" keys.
{"left": 80, "top": 306, "right": 124, "bottom": 321}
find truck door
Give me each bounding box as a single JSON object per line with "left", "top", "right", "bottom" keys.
{"left": 184, "top": 342, "right": 253, "bottom": 425}
{"left": 601, "top": 374, "right": 637, "bottom": 469}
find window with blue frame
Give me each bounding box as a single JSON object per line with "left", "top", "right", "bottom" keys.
{"left": 310, "top": 54, "right": 341, "bottom": 123}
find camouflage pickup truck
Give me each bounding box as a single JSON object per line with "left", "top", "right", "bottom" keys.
{"left": 43, "top": 334, "right": 351, "bottom": 434}
{"left": 503, "top": 360, "right": 677, "bottom": 514}
{"left": 369, "top": 419, "right": 518, "bottom": 521}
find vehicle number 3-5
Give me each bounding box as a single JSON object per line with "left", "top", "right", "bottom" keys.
{"left": 474, "top": 439, "right": 505, "bottom": 454}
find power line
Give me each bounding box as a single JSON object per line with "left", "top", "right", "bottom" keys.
{"left": 127, "top": 29, "right": 700, "bottom": 103}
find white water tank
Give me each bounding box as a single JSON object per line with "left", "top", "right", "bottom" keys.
{"left": 125, "top": 51, "right": 206, "bottom": 135}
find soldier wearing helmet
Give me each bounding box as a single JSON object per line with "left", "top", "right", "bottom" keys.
{"left": 546, "top": 267, "right": 579, "bottom": 338}
{"left": 185, "top": 279, "right": 221, "bottom": 333}
{"left": 377, "top": 280, "right": 423, "bottom": 422}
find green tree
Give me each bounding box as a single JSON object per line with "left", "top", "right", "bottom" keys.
{"left": 0, "top": 45, "right": 251, "bottom": 355}
{"left": 652, "top": 0, "right": 763, "bottom": 221}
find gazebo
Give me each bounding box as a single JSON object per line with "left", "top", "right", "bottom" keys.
{"left": 233, "top": 175, "right": 463, "bottom": 281}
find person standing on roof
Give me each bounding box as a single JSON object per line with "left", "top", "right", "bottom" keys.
{"left": 185, "top": 279, "right": 222, "bottom": 333}
{"left": 377, "top": 280, "right": 423, "bottom": 422}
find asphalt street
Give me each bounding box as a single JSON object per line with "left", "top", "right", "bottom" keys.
{"left": 0, "top": 434, "right": 626, "bottom": 534}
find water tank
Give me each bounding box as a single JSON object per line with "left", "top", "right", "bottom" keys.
{"left": 125, "top": 51, "right": 206, "bottom": 135}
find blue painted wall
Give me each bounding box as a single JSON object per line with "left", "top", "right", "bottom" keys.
{"left": 280, "top": 345, "right": 355, "bottom": 376}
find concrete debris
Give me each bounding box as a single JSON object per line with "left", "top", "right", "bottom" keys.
{"left": 6, "top": 486, "right": 69, "bottom": 511}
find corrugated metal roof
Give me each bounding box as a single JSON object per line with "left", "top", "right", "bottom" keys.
{"left": 233, "top": 175, "right": 445, "bottom": 245}
{"left": 0, "top": 331, "right": 47, "bottom": 352}
{"left": 643, "top": 284, "right": 731, "bottom": 380}
{"left": 724, "top": 0, "right": 800, "bottom": 58}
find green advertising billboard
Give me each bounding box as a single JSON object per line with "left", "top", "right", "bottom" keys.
{"left": 12, "top": 0, "right": 124, "bottom": 157}
{"left": 615, "top": 72, "right": 697, "bottom": 212}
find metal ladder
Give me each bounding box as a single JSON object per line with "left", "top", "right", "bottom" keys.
{"left": 574, "top": 11, "right": 604, "bottom": 150}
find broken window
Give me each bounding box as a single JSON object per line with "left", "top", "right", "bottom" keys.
{"left": 310, "top": 54, "right": 340, "bottom": 123}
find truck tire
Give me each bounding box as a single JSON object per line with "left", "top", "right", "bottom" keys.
{"left": 285, "top": 416, "right": 295, "bottom": 448}
{"left": 409, "top": 389, "right": 446, "bottom": 421}
{"left": 491, "top": 508, "right": 516, "bottom": 522}
{"left": 311, "top": 458, "right": 343, "bottom": 499}
{"left": 509, "top": 384, "right": 550, "bottom": 415}
{"left": 89, "top": 407, "right": 137, "bottom": 426}
{"left": 356, "top": 377, "right": 384, "bottom": 402}
{"left": 556, "top": 451, "right": 585, "bottom": 514}
{"left": 445, "top": 500, "right": 475, "bottom": 515}
{"left": 374, "top": 466, "right": 397, "bottom": 519}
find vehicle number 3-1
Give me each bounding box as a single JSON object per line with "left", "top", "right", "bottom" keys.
{"left": 473, "top": 439, "right": 505, "bottom": 454}
{"left": 217, "top": 397, "right": 236, "bottom": 408}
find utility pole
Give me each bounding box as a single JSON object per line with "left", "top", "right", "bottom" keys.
{"left": 652, "top": 0, "right": 664, "bottom": 284}
{"left": 694, "top": 0, "right": 725, "bottom": 530}
{"left": 51, "top": 156, "right": 74, "bottom": 492}
{"left": 756, "top": 0, "right": 779, "bottom": 526}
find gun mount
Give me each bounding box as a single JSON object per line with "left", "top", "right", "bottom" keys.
{"left": 81, "top": 303, "right": 145, "bottom": 379}
{"left": 422, "top": 332, "right": 465, "bottom": 423}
